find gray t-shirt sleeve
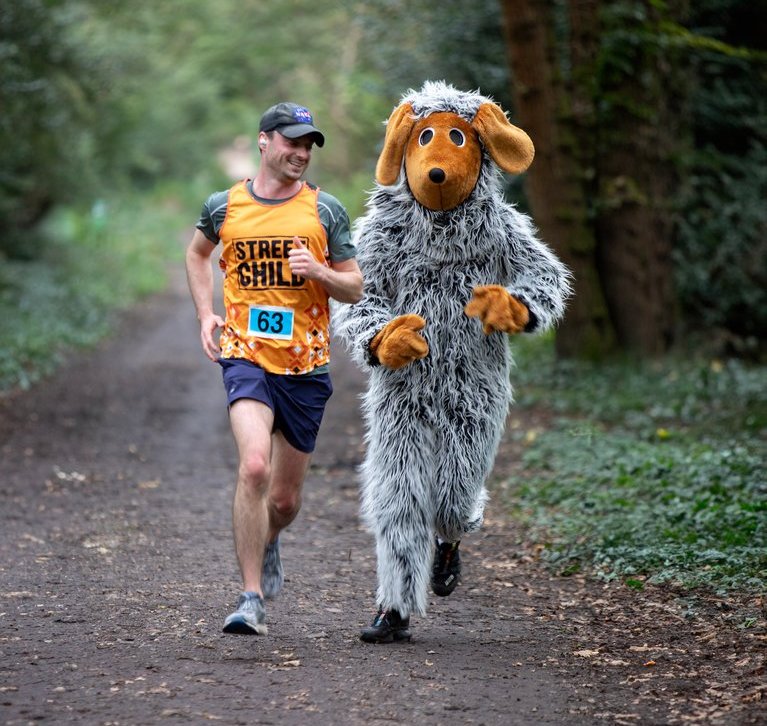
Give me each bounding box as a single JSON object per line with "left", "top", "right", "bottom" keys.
{"left": 317, "top": 190, "right": 356, "bottom": 262}
{"left": 195, "top": 190, "right": 229, "bottom": 244}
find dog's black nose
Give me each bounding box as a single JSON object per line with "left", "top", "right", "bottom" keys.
{"left": 428, "top": 168, "right": 446, "bottom": 184}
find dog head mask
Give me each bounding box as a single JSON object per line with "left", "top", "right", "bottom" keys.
{"left": 375, "top": 83, "right": 535, "bottom": 212}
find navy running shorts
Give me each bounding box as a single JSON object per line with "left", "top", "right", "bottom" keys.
{"left": 218, "top": 358, "right": 333, "bottom": 454}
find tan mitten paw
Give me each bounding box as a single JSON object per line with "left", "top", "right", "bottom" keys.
{"left": 369, "top": 314, "right": 429, "bottom": 369}
{"left": 465, "top": 285, "right": 529, "bottom": 335}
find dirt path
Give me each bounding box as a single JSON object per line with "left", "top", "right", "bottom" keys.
{"left": 1, "top": 269, "right": 764, "bottom": 725}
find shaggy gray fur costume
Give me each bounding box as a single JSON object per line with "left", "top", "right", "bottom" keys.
{"left": 333, "top": 81, "right": 571, "bottom": 617}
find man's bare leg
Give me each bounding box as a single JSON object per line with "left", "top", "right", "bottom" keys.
{"left": 229, "top": 404, "right": 311, "bottom": 593}
{"left": 266, "top": 431, "right": 312, "bottom": 543}
{"left": 229, "top": 399, "right": 274, "bottom": 597}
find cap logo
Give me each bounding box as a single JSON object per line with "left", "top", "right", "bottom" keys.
{"left": 292, "top": 106, "right": 313, "bottom": 124}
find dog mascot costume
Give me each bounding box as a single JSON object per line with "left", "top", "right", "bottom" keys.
{"left": 334, "top": 81, "right": 571, "bottom": 643}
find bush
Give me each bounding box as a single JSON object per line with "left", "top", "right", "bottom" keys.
{"left": 674, "top": 143, "right": 767, "bottom": 354}
{"left": 502, "top": 335, "right": 767, "bottom": 592}
{"left": 673, "top": 3, "right": 767, "bottom": 355}
{"left": 514, "top": 429, "right": 766, "bottom": 591}
{"left": 0, "top": 190, "right": 189, "bottom": 391}
{"left": 0, "top": 1, "right": 103, "bottom": 257}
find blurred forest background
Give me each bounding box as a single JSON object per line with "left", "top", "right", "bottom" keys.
{"left": 1, "top": 0, "right": 765, "bottom": 595}
{"left": 2, "top": 0, "right": 766, "bottom": 385}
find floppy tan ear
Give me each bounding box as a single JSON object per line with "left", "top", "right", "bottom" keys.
{"left": 375, "top": 103, "right": 417, "bottom": 185}
{"left": 471, "top": 103, "right": 535, "bottom": 174}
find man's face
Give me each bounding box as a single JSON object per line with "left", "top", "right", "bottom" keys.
{"left": 261, "top": 131, "right": 314, "bottom": 183}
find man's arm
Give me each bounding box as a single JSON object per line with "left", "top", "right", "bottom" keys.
{"left": 185, "top": 228, "right": 225, "bottom": 361}
{"left": 287, "top": 238, "right": 363, "bottom": 303}
{"left": 324, "top": 257, "right": 364, "bottom": 303}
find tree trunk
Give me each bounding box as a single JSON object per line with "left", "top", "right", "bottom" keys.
{"left": 596, "top": 155, "right": 676, "bottom": 355}
{"left": 500, "top": 0, "right": 683, "bottom": 358}
{"left": 500, "top": 0, "right": 616, "bottom": 359}
{"left": 593, "top": 2, "right": 684, "bottom": 355}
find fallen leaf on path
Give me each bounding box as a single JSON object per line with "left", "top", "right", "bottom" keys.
{"left": 21, "top": 533, "right": 45, "bottom": 544}
{"left": 54, "top": 466, "right": 87, "bottom": 482}
{"left": 148, "top": 684, "right": 172, "bottom": 694}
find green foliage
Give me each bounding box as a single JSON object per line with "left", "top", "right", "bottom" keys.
{"left": 0, "top": 0, "right": 397, "bottom": 391}
{"left": 503, "top": 335, "right": 767, "bottom": 592}
{"left": 1, "top": 0, "right": 395, "bottom": 252}
{"left": 674, "top": 144, "right": 767, "bottom": 351}
{"left": 539, "top": 0, "right": 767, "bottom": 356}
{"left": 4, "top": 0, "right": 767, "bottom": 380}
{"left": 590, "top": 1, "right": 767, "bottom": 355}
{"left": 71, "top": 0, "right": 393, "bottom": 192}
{"left": 70, "top": 0, "right": 277, "bottom": 186}
{"left": 355, "top": 0, "right": 513, "bottom": 108}
{"left": 0, "top": 0, "right": 103, "bottom": 256}
{"left": 0, "top": 189, "right": 189, "bottom": 391}
{"left": 673, "top": 1, "right": 767, "bottom": 354}
{"left": 513, "top": 332, "right": 766, "bottom": 434}
{"left": 515, "top": 430, "right": 765, "bottom": 591}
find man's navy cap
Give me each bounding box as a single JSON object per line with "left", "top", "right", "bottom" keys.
{"left": 259, "top": 102, "right": 325, "bottom": 147}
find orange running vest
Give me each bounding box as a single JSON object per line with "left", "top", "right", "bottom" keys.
{"left": 217, "top": 180, "right": 331, "bottom": 375}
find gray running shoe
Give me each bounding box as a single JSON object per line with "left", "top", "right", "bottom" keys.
{"left": 222, "top": 592, "right": 267, "bottom": 635}
{"left": 261, "top": 537, "right": 284, "bottom": 599}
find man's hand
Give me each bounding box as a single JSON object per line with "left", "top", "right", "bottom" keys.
{"left": 465, "top": 285, "right": 529, "bottom": 335}
{"left": 287, "top": 237, "right": 363, "bottom": 303}
{"left": 199, "top": 312, "right": 225, "bottom": 361}
{"left": 288, "top": 237, "right": 325, "bottom": 280}
{"left": 370, "top": 314, "right": 429, "bottom": 369}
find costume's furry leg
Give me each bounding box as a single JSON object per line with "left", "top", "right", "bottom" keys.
{"left": 433, "top": 395, "right": 507, "bottom": 542}
{"left": 360, "top": 376, "right": 437, "bottom": 617}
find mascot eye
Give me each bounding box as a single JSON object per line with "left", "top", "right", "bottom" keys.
{"left": 449, "top": 129, "right": 466, "bottom": 147}
{"left": 418, "top": 128, "right": 434, "bottom": 146}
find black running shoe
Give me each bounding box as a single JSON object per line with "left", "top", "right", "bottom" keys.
{"left": 431, "top": 539, "right": 461, "bottom": 596}
{"left": 360, "top": 608, "right": 411, "bottom": 643}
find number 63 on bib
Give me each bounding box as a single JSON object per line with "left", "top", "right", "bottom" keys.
{"left": 247, "top": 305, "right": 295, "bottom": 341}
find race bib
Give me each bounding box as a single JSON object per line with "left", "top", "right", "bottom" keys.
{"left": 247, "top": 305, "right": 294, "bottom": 340}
